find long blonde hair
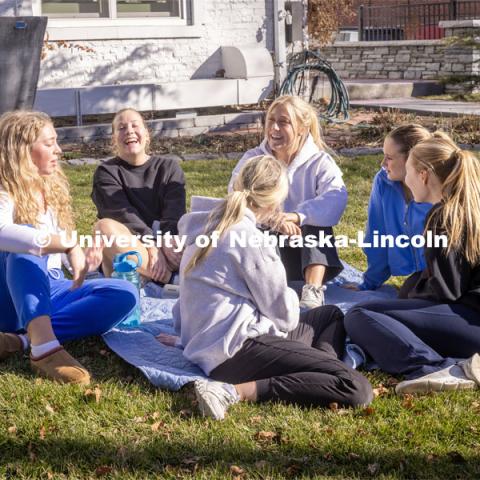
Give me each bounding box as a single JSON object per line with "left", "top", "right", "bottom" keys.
{"left": 0, "top": 110, "right": 74, "bottom": 232}
{"left": 266, "top": 95, "right": 332, "bottom": 155}
{"left": 185, "top": 155, "right": 288, "bottom": 273}
{"left": 409, "top": 136, "right": 480, "bottom": 265}
{"left": 386, "top": 124, "right": 432, "bottom": 156}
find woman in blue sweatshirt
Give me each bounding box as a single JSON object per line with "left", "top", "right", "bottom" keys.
{"left": 355, "top": 124, "right": 435, "bottom": 291}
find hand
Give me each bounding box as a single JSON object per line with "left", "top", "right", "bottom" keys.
{"left": 156, "top": 333, "right": 179, "bottom": 347}
{"left": 275, "top": 212, "right": 302, "bottom": 237}
{"left": 161, "top": 238, "right": 182, "bottom": 271}
{"left": 84, "top": 238, "right": 104, "bottom": 272}
{"left": 68, "top": 245, "right": 89, "bottom": 290}
{"left": 343, "top": 282, "right": 360, "bottom": 291}
{"left": 147, "top": 247, "right": 172, "bottom": 284}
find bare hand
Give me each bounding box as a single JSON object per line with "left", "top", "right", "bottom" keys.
{"left": 343, "top": 282, "right": 360, "bottom": 291}
{"left": 84, "top": 238, "right": 104, "bottom": 272}
{"left": 161, "top": 238, "right": 182, "bottom": 271}
{"left": 68, "top": 245, "right": 89, "bottom": 290}
{"left": 147, "top": 247, "right": 171, "bottom": 284}
{"left": 156, "top": 333, "right": 179, "bottom": 347}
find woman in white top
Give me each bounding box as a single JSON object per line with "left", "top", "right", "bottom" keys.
{"left": 229, "top": 96, "right": 347, "bottom": 309}
{"left": 0, "top": 110, "right": 138, "bottom": 385}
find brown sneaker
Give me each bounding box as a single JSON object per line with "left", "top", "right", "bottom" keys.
{"left": 0, "top": 333, "right": 23, "bottom": 361}
{"left": 30, "top": 346, "right": 91, "bottom": 385}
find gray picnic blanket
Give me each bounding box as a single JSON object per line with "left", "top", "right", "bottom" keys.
{"left": 102, "top": 262, "right": 397, "bottom": 391}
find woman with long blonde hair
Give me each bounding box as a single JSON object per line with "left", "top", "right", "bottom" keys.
{"left": 229, "top": 95, "right": 347, "bottom": 309}
{"left": 0, "top": 110, "right": 138, "bottom": 385}
{"left": 345, "top": 136, "right": 480, "bottom": 395}
{"left": 170, "top": 155, "right": 372, "bottom": 420}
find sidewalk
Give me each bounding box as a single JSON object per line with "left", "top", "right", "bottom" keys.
{"left": 350, "top": 98, "right": 480, "bottom": 117}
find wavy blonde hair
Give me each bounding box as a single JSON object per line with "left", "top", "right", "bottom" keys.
{"left": 0, "top": 110, "right": 74, "bottom": 232}
{"left": 409, "top": 134, "right": 480, "bottom": 265}
{"left": 265, "top": 95, "right": 333, "bottom": 157}
{"left": 185, "top": 155, "right": 288, "bottom": 273}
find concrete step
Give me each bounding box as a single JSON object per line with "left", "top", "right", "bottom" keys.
{"left": 344, "top": 80, "right": 444, "bottom": 100}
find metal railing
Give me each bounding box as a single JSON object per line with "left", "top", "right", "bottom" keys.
{"left": 359, "top": 0, "right": 480, "bottom": 41}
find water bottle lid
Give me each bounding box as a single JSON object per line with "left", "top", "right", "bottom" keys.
{"left": 113, "top": 250, "right": 142, "bottom": 273}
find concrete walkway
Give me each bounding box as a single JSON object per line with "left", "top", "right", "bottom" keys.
{"left": 350, "top": 98, "right": 480, "bottom": 117}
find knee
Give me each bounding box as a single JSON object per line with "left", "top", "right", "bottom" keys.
{"left": 345, "top": 373, "right": 374, "bottom": 408}
{"left": 105, "top": 279, "right": 139, "bottom": 314}
{"left": 344, "top": 305, "right": 371, "bottom": 339}
{"left": 94, "top": 218, "right": 125, "bottom": 236}
{"left": 6, "top": 252, "right": 47, "bottom": 271}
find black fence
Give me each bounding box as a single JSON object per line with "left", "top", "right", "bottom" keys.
{"left": 359, "top": 0, "right": 480, "bottom": 41}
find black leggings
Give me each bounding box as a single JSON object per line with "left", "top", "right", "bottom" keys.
{"left": 210, "top": 306, "right": 373, "bottom": 408}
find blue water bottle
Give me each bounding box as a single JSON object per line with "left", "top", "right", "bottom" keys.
{"left": 112, "top": 250, "right": 142, "bottom": 328}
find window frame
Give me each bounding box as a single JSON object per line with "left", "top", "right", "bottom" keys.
{"left": 34, "top": 0, "right": 203, "bottom": 40}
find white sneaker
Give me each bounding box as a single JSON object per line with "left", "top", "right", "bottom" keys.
{"left": 395, "top": 364, "right": 476, "bottom": 395}
{"left": 462, "top": 353, "right": 480, "bottom": 385}
{"left": 194, "top": 379, "right": 240, "bottom": 420}
{"left": 299, "top": 284, "right": 326, "bottom": 309}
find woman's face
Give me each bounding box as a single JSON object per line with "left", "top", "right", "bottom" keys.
{"left": 404, "top": 156, "right": 430, "bottom": 203}
{"left": 31, "top": 123, "right": 61, "bottom": 176}
{"left": 382, "top": 136, "right": 408, "bottom": 182}
{"left": 113, "top": 110, "right": 149, "bottom": 160}
{"left": 266, "top": 105, "right": 304, "bottom": 161}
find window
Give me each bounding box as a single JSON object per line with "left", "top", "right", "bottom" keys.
{"left": 41, "top": 0, "right": 184, "bottom": 19}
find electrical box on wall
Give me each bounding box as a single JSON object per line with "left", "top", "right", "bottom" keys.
{"left": 285, "top": 1, "right": 303, "bottom": 43}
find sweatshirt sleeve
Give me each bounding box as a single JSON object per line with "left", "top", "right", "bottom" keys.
{"left": 156, "top": 160, "right": 186, "bottom": 235}
{"left": 91, "top": 164, "right": 152, "bottom": 237}
{"left": 242, "top": 246, "right": 299, "bottom": 333}
{"left": 295, "top": 154, "right": 348, "bottom": 227}
{"left": 0, "top": 190, "right": 42, "bottom": 255}
{"left": 359, "top": 172, "right": 391, "bottom": 290}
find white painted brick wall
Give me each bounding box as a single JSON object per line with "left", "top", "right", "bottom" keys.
{"left": 10, "top": 0, "right": 273, "bottom": 88}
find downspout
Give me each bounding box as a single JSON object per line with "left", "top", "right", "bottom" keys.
{"left": 273, "top": 0, "right": 287, "bottom": 93}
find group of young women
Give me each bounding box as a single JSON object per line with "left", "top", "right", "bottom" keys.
{"left": 0, "top": 95, "right": 478, "bottom": 421}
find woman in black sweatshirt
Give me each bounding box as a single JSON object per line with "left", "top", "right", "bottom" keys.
{"left": 344, "top": 135, "right": 480, "bottom": 395}
{"left": 92, "top": 108, "right": 186, "bottom": 283}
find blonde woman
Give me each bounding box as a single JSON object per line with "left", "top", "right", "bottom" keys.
{"left": 0, "top": 111, "right": 138, "bottom": 385}
{"left": 345, "top": 137, "right": 480, "bottom": 395}
{"left": 172, "top": 155, "right": 372, "bottom": 420}
{"left": 229, "top": 96, "right": 347, "bottom": 309}
{"left": 92, "top": 108, "right": 186, "bottom": 283}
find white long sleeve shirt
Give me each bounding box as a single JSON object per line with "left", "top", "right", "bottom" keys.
{"left": 228, "top": 135, "right": 348, "bottom": 227}
{"left": 0, "top": 188, "right": 63, "bottom": 270}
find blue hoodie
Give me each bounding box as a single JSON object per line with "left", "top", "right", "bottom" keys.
{"left": 359, "top": 168, "right": 432, "bottom": 290}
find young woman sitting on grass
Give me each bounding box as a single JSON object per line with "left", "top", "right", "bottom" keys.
{"left": 0, "top": 110, "right": 138, "bottom": 385}
{"left": 228, "top": 96, "right": 347, "bottom": 309}
{"left": 344, "top": 136, "right": 480, "bottom": 395}
{"left": 168, "top": 154, "right": 372, "bottom": 420}
{"left": 346, "top": 124, "right": 436, "bottom": 291}
{"left": 92, "top": 108, "right": 186, "bottom": 284}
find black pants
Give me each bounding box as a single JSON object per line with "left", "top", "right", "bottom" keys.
{"left": 210, "top": 306, "right": 373, "bottom": 408}
{"left": 280, "top": 225, "right": 343, "bottom": 283}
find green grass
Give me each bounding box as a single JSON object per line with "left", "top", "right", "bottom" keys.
{"left": 1, "top": 156, "right": 479, "bottom": 479}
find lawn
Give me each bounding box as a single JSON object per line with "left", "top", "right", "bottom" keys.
{"left": 1, "top": 156, "right": 479, "bottom": 479}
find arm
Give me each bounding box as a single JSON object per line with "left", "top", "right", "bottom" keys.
{"left": 295, "top": 154, "right": 348, "bottom": 227}
{"left": 91, "top": 165, "right": 152, "bottom": 236}
{"left": 241, "top": 245, "right": 299, "bottom": 333}
{"left": 156, "top": 160, "right": 186, "bottom": 236}
{"left": 359, "top": 173, "right": 391, "bottom": 290}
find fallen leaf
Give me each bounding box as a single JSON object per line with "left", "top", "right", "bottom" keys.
{"left": 426, "top": 453, "right": 438, "bottom": 463}
{"left": 249, "top": 415, "right": 263, "bottom": 424}
{"left": 401, "top": 394, "right": 415, "bottom": 409}
{"left": 133, "top": 416, "right": 147, "bottom": 424}
{"left": 255, "top": 430, "right": 277, "bottom": 443}
{"left": 151, "top": 411, "right": 160, "bottom": 419}
{"left": 39, "top": 426, "right": 46, "bottom": 440}
{"left": 373, "top": 384, "right": 389, "bottom": 397}
{"left": 151, "top": 421, "right": 165, "bottom": 432}
{"left": 95, "top": 465, "right": 113, "bottom": 477}
{"left": 230, "top": 465, "right": 244, "bottom": 476}
{"left": 328, "top": 402, "right": 338, "bottom": 411}
{"left": 367, "top": 463, "right": 380, "bottom": 475}
{"left": 45, "top": 404, "right": 55, "bottom": 414}
{"left": 362, "top": 406, "right": 375, "bottom": 416}
{"left": 85, "top": 386, "right": 102, "bottom": 403}
{"left": 348, "top": 452, "right": 361, "bottom": 460}
{"left": 8, "top": 426, "right": 17, "bottom": 434}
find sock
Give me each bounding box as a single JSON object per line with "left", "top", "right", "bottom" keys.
{"left": 31, "top": 340, "right": 61, "bottom": 358}
{"left": 18, "top": 334, "right": 29, "bottom": 351}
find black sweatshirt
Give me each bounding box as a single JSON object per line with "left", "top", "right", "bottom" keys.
{"left": 91, "top": 155, "right": 186, "bottom": 237}
{"left": 399, "top": 205, "right": 480, "bottom": 313}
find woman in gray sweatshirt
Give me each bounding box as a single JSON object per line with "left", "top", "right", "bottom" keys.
{"left": 173, "top": 155, "right": 372, "bottom": 420}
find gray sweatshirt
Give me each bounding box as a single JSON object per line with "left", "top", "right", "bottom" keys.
{"left": 173, "top": 207, "right": 299, "bottom": 375}
{"left": 228, "top": 135, "right": 347, "bottom": 227}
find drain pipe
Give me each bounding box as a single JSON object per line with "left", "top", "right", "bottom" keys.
{"left": 273, "top": 0, "right": 287, "bottom": 93}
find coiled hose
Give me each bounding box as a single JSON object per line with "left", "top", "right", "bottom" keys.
{"left": 279, "top": 50, "right": 350, "bottom": 122}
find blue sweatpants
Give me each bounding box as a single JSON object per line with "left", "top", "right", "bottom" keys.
{"left": 0, "top": 252, "right": 139, "bottom": 342}
{"left": 344, "top": 299, "right": 480, "bottom": 379}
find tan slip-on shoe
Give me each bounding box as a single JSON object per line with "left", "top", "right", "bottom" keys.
{"left": 0, "top": 333, "right": 23, "bottom": 361}
{"left": 462, "top": 353, "right": 480, "bottom": 386}
{"left": 30, "top": 346, "right": 91, "bottom": 385}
